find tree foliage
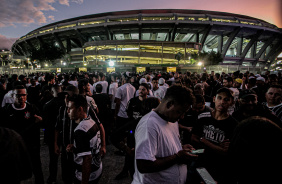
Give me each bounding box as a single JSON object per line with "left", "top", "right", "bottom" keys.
{"left": 191, "top": 51, "right": 223, "bottom": 66}
{"left": 27, "top": 43, "right": 64, "bottom": 66}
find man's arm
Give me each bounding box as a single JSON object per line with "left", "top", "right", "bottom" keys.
{"left": 137, "top": 149, "right": 198, "bottom": 173}
{"left": 81, "top": 154, "right": 92, "bottom": 184}
{"left": 191, "top": 134, "right": 229, "bottom": 156}
{"left": 99, "top": 124, "right": 106, "bottom": 157}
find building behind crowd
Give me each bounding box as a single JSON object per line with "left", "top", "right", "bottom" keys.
{"left": 8, "top": 9, "right": 282, "bottom": 74}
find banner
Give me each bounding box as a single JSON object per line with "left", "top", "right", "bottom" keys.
{"left": 107, "top": 67, "right": 115, "bottom": 73}
{"left": 136, "top": 67, "right": 146, "bottom": 73}
{"left": 79, "top": 67, "right": 87, "bottom": 72}
{"left": 167, "top": 67, "right": 176, "bottom": 73}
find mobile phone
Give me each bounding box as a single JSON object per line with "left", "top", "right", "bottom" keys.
{"left": 191, "top": 149, "right": 205, "bottom": 154}
{"left": 196, "top": 167, "right": 217, "bottom": 184}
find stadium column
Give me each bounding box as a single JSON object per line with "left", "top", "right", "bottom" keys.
{"left": 67, "top": 39, "right": 71, "bottom": 53}
{"left": 221, "top": 27, "right": 241, "bottom": 58}
{"left": 236, "top": 37, "right": 243, "bottom": 57}
{"left": 240, "top": 29, "right": 264, "bottom": 61}
{"left": 254, "top": 35, "right": 277, "bottom": 60}
{"left": 218, "top": 35, "right": 223, "bottom": 54}
{"left": 200, "top": 25, "right": 212, "bottom": 49}
{"left": 267, "top": 44, "right": 282, "bottom": 67}
{"left": 53, "top": 33, "right": 66, "bottom": 54}
{"left": 75, "top": 29, "right": 87, "bottom": 46}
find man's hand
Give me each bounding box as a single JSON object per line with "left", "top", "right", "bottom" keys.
{"left": 182, "top": 144, "right": 195, "bottom": 151}
{"left": 34, "top": 115, "right": 42, "bottom": 123}
{"left": 66, "top": 144, "right": 74, "bottom": 152}
{"left": 219, "top": 139, "right": 230, "bottom": 151}
{"left": 176, "top": 149, "right": 198, "bottom": 164}
{"left": 54, "top": 143, "right": 60, "bottom": 155}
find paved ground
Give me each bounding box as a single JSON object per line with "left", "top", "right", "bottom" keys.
{"left": 22, "top": 130, "right": 132, "bottom": 184}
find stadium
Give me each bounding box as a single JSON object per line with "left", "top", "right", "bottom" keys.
{"left": 11, "top": 9, "right": 282, "bottom": 73}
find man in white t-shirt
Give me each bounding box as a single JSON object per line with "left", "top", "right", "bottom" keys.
{"left": 152, "top": 77, "right": 165, "bottom": 100}
{"left": 67, "top": 94, "right": 102, "bottom": 184}
{"left": 158, "top": 78, "right": 168, "bottom": 93}
{"left": 109, "top": 73, "right": 119, "bottom": 111}
{"left": 114, "top": 73, "right": 136, "bottom": 128}
{"left": 93, "top": 72, "right": 108, "bottom": 94}
{"left": 68, "top": 74, "right": 78, "bottom": 88}
{"left": 133, "top": 85, "right": 198, "bottom": 184}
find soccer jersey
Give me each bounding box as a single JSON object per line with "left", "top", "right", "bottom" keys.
{"left": 73, "top": 118, "right": 102, "bottom": 181}
{"left": 3, "top": 103, "right": 40, "bottom": 147}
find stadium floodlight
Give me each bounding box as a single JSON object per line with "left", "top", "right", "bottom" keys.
{"left": 109, "top": 60, "right": 114, "bottom": 67}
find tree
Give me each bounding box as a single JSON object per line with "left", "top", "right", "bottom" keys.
{"left": 27, "top": 43, "right": 64, "bottom": 67}
{"left": 191, "top": 51, "right": 223, "bottom": 66}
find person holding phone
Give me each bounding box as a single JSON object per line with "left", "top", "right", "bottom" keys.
{"left": 191, "top": 87, "right": 238, "bottom": 183}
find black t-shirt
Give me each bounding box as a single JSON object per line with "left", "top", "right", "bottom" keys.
{"left": 3, "top": 103, "right": 41, "bottom": 147}
{"left": 55, "top": 105, "right": 77, "bottom": 147}
{"left": 179, "top": 106, "right": 211, "bottom": 144}
{"left": 126, "top": 96, "right": 143, "bottom": 120}
{"left": 192, "top": 112, "right": 238, "bottom": 181}
{"left": 42, "top": 95, "right": 65, "bottom": 143}
{"left": 27, "top": 85, "right": 41, "bottom": 104}
{"left": 92, "top": 93, "right": 111, "bottom": 123}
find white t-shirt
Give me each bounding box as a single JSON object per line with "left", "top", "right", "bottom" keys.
{"left": 159, "top": 85, "right": 168, "bottom": 94}
{"left": 152, "top": 87, "right": 166, "bottom": 100}
{"left": 133, "top": 111, "right": 187, "bottom": 184}
{"left": 109, "top": 82, "right": 118, "bottom": 109}
{"left": 94, "top": 81, "right": 108, "bottom": 94}
{"left": 228, "top": 87, "right": 240, "bottom": 115}
{"left": 2, "top": 90, "right": 14, "bottom": 107}
{"left": 86, "top": 96, "right": 97, "bottom": 113}
{"left": 69, "top": 80, "right": 78, "bottom": 88}
{"left": 115, "top": 83, "right": 136, "bottom": 118}
{"left": 74, "top": 118, "right": 102, "bottom": 181}
{"left": 89, "top": 83, "right": 94, "bottom": 95}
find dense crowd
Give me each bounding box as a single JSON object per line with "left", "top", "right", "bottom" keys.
{"left": 0, "top": 70, "right": 282, "bottom": 184}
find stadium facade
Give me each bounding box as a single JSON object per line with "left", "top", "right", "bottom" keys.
{"left": 11, "top": 9, "right": 282, "bottom": 73}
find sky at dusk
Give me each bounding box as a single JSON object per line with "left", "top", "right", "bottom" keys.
{"left": 0, "top": 0, "right": 281, "bottom": 49}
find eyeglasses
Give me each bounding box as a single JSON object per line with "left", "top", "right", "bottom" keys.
{"left": 16, "top": 94, "right": 27, "bottom": 98}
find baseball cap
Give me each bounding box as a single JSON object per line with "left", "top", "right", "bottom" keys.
{"left": 139, "top": 78, "right": 147, "bottom": 84}
{"left": 239, "top": 89, "right": 257, "bottom": 99}
{"left": 256, "top": 77, "right": 265, "bottom": 82}
{"left": 158, "top": 78, "right": 165, "bottom": 85}
{"left": 235, "top": 78, "right": 243, "bottom": 84}
{"left": 216, "top": 87, "right": 234, "bottom": 99}
{"left": 255, "top": 74, "right": 261, "bottom": 78}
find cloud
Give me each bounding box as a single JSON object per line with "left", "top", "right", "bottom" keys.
{"left": 0, "top": 34, "right": 18, "bottom": 50}
{"left": 48, "top": 15, "right": 55, "bottom": 21}
{"left": 0, "top": 0, "right": 83, "bottom": 27}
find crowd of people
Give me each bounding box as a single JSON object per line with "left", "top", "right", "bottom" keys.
{"left": 0, "top": 69, "right": 282, "bottom": 184}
